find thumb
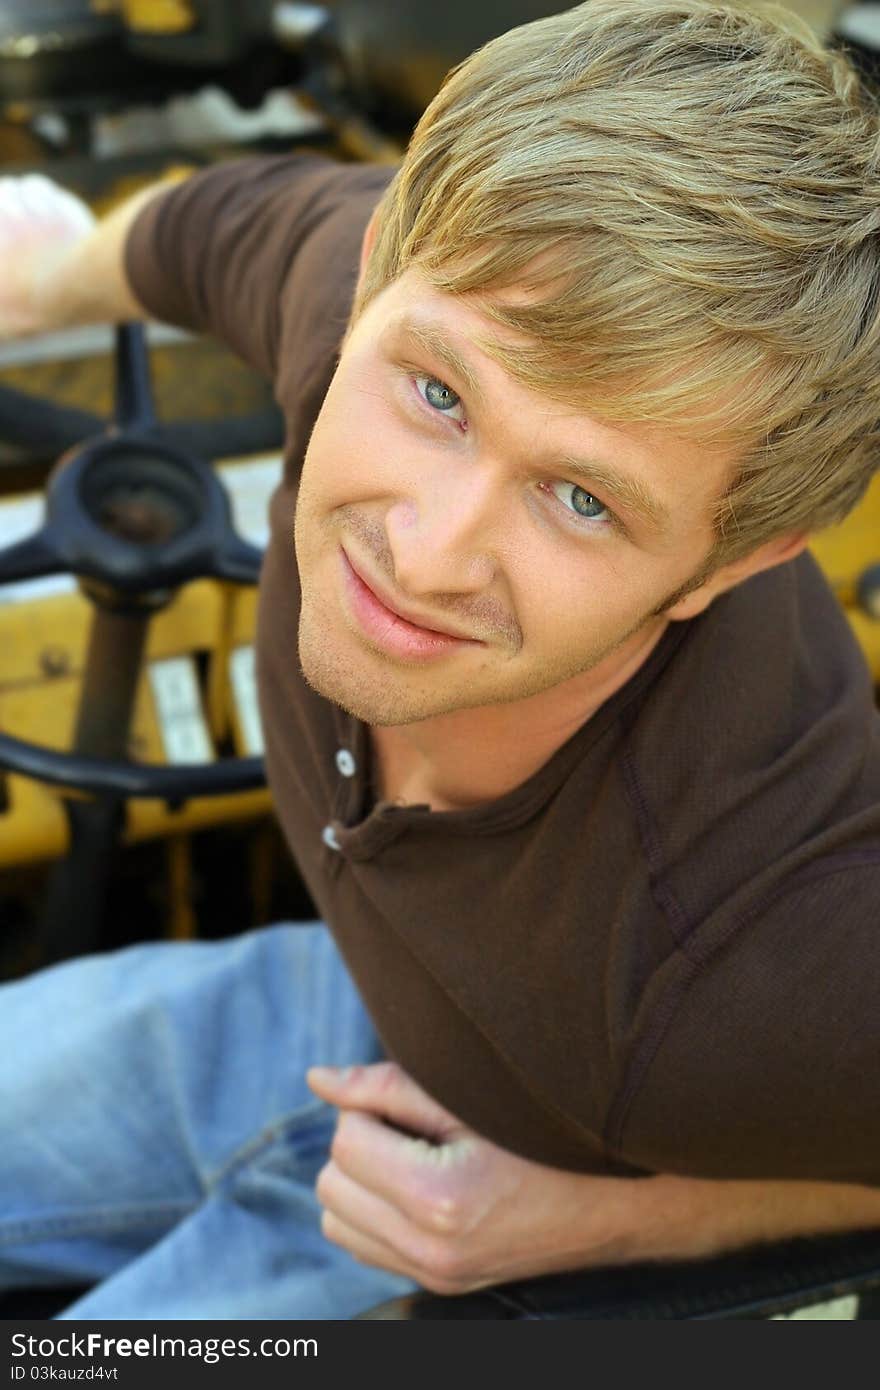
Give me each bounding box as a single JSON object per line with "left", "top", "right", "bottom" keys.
{"left": 306, "top": 1061, "right": 462, "bottom": 1141}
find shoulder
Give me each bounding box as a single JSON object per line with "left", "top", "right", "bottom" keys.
{"left": 128, "top": 151, "right": 393, "bottom": 260}
{"left": 619, "top": 552, "right": 880, "bottom": 928}
{"left": 275, "top": 156, "right": 395, "bottom": 364}
{"left": 124, "top": 153, "right": 396, "bottom": 380}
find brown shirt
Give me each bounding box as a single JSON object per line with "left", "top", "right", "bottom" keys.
{"left": 126, "top": 153, "right": 880, "bottom": 1184}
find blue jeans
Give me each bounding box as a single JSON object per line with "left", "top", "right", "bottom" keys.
{"left": 0, "top": 923, "right": 419, "bottom": 1320}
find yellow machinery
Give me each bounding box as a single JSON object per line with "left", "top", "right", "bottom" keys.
{"left": 0, "top": 309, "right": 287, "bottom": 957}
{"left": 809, "top": 473, "right": 880, "bottom": 663}
{"left": 0, "top": 462, "right": 273, "bottom": 867}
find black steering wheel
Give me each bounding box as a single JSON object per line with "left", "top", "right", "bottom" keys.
{"left": 0, "top": 322, "right": 267, "bottom": 798}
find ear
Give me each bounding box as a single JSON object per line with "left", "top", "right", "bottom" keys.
{"left": 357, "top": 206, "right": 380, "bottom": 288}
{"left": 664, "top": 530, "right": 810, "bottom": 622}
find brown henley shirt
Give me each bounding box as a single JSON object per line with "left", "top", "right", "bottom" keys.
{"left": 125, "top": 152, "right": 880, "bottom": 1184}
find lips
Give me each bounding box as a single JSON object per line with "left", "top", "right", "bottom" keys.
{"left": 342, "top": 548, "right": 478, "bottom": 643}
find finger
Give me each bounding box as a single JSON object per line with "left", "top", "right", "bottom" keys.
{"left": 307, "top": 1061, "right": 461, "bottom": 1140}
{"left": 317, "top": 1157, "right": 434, "bottom": 1261}
{"left": 322, "top": 1206, "right": 474, "bottom": 1295}
{"left": 327, "top": 1109, "right": 477, "bottom": 1230}
{"left": 320, "top": 1208, "right": 416, "bottom": 1281}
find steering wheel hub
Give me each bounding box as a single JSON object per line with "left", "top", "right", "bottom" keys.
{"left": 82, "top": 446, "right": 204, "bottom": 547}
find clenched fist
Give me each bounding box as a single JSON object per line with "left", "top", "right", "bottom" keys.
{"left": 306, "top": 1061, "right": 635, "bottom": 1293}
{"left": 0, "top": 174, "right": 96, "bottom": 340}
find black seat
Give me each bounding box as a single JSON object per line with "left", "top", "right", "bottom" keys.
{"left": 2, "top": 1227, "right": 878, "bottom": 1320}
{"left": 0, "top": 1286, "right": 92, "bottom": 1320}
{"left": 359, "top": 1227, "right": 880, "bottom": 1319}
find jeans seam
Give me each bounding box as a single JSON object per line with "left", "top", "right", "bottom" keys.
{"left": 0, "top": 1199, "right": 196, "bottom": 1245}
{"left": 205, "top": 1100, "right": 331, "bottom": 1192}
{"left": 1, "top": 1106, "right": 332, "bottom": 1246}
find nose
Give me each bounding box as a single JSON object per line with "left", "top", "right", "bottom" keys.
{"left": 385, "top": 457, "right": 500, "bottom": 598}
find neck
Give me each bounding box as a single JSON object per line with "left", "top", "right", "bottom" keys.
{"left": 371, "top": 618, "right": 670, "bottom": 812}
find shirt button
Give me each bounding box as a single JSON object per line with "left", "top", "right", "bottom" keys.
{"left": 321, "top": 824, "right": 341, "bottom": 852}
{"left": 335, "top": 748, "right": 356, "bottom": 777}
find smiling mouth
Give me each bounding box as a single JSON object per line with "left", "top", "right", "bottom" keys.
{"left": 339, "top": 547, "right": 484, "bottom": 662}
{"left": 342, "top": 548, "right": 481, "bottom": 642}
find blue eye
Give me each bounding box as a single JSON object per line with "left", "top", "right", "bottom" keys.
{"left": 546, "top": 480, "right": 612, "bottom": 525}
{"left": 414, "top": 375, "right": 467, "bottom": 424}
{"left": 424, "top": 378, "right": 458, "bottom": 410}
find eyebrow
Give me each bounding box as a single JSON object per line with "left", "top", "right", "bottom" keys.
{"left": 556, "top": 456, "right": 670, "bottom": 534}
{"left": 392, "top": 317, "right": 487, "bottom": 407}
{"left": 385, "top": 313, "right": 671, "bottom": 534}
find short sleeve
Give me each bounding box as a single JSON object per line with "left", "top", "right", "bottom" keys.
{"left": 123, "top": 153, "right": 395, "bottom": 383}
{"left": 609, "top": 862, "right": 880, "bottom": 1186}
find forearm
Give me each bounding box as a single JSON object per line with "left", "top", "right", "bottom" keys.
{"left": 305, "top": 1063, "right": 880, "bottom": 1293}
{"left": 34, "top": 183, "right": 170, "bottom": 332}
{"left": 607, "top": 1172, "right": 880, "bottom": 1266}
{"left": 5, "top": 179, "right": 174, "bottom": 340}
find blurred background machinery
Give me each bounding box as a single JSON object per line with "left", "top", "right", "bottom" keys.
{"left": 0, "top": 0, "right": 878, "bottom": 976}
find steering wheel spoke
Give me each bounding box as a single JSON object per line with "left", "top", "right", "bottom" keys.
{"left": 210, "top": 533, "right": 264, "bottom": 585}
{"left": 0, "top": 525, "right": 63, "bottom": 585}
{"left": 114, "top": 322, "right": 157, "bottom": 430}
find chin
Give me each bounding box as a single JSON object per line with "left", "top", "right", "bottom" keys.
{"left": 299, "top": 661, "right": 450, "bottom": 727}
{"left": 297, "top": 620, "right": 444, "bottom": 725}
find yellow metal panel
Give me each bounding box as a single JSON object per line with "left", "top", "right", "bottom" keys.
{"left": 0, "top": 582, "right": 226, "bottom": 689}
{"left": 809, "top": 472, "right": 880, "bottom": 606}
{"left": 808, "top": 473, "right": 880, "bottom": 683}
{"left": 0, "top": 577, "right": 271, "bottom": 868}
{"left": 120, "top": 0, "right": 196, "bottom": 35}
{"left": 230, "top": 586, "right": 259, "bottom": 645}
{"left": 0, "top": 775, "right": 69, "bottom": 867}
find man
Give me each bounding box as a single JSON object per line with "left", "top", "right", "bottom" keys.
{"left": 1, "top": 0, "right": 879, "bottom": 1320}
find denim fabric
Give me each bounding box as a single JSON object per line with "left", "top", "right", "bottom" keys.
{"left": 0, "top": 923, "right": 419, "bottom": 1320}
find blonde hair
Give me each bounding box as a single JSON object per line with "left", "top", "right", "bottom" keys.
{"left": 354, "top": 0, "right": 880, "bottom": 571}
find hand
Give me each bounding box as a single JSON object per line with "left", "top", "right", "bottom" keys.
{"left": 0, "top": 175, "right": 95, "bottom": 340}
{"left": 308, "top": 1061, "right": 880, "bottom": 1294}
{"left": 306, "top": 1060, "right": 635, "bottom": 1294}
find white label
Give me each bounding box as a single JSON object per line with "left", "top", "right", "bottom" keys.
{"left": 0, "top": 494, "right": 71, "bottom": 604}
{"left": 148, "top": 656, "right": 214, "bottom": 764}
{"left": 217, "top": 456, "right": 283, "bottom": 548}
{"left": 771, "top": 1294, "right": 859, "bottom": 1320}
{"left": 229, "top": 645, "right": 264, "bottom": 756}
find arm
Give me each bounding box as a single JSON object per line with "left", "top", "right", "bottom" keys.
{"left": 3, "top": 156, "right": 394, "bottom": 377}
{"left": 307, "top": 1063, "right": 880, "bottom": 1295}
{"left": 0, "top": 173, "right": 173, "bottom": 340}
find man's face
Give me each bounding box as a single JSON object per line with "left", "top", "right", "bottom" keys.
{"left": 294, "top": 269, "right": 735, "bottom": 728}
